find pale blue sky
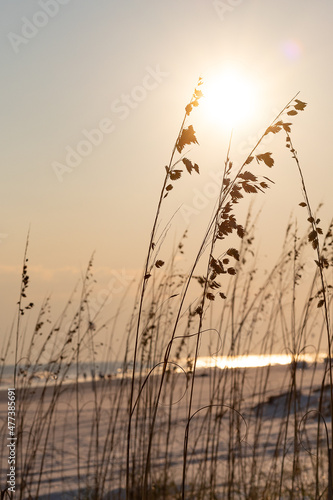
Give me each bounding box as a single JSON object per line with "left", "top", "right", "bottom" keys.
{"left": 1, "top": 0, "right": 333, "bottom": 357}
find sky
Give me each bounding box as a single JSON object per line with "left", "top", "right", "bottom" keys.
{"left": 1, "top": 0, "right": 333, "bottom": 361}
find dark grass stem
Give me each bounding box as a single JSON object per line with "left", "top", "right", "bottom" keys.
{"left": 182, "top": 131, "right": 233, "bottom": 497}
{"left": 180, "top": 93, "right": 301, "bottom": 498}
{"left": 286, "top": 131, "right": 333, "bottom": 490}
{"left": 14, "top": 231, "right": 31, "bottom": 389}
{"left": 126, "top": 80, "right": 202, "bottom": 499}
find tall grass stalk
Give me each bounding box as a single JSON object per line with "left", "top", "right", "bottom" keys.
{"left": 125, "top": 79, "right": 204, "bottom": 498}
{"left": 286, "top": 130, "right": 333, "bottom": 494}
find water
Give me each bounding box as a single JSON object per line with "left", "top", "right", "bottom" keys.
{"left": 0, "top": 360, "right": 123, "bottom": 388}
{"left": 0, "top": 352, "right": 327, "bottom": 388}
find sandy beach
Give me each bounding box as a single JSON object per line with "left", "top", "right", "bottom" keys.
{"left": 1, "top": 360, "right": 331, "bottom": 499}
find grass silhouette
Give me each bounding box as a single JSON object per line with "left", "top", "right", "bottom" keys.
{"left": 1, "top": 79, "right": 333, "bottom": 499}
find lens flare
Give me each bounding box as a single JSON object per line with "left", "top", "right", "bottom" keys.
{"left": 281, "top": 39, "right": 302, "bottom": 61}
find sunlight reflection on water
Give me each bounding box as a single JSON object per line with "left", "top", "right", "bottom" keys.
{"left": 0, "top": 353, "right": 328, "bottom": 388}
{"left": 194, "top": 353, "right": 327, "bottom": 370}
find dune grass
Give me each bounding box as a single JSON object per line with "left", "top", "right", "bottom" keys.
{"left": 1, "top": 81, "right": 333, "bottom": 499}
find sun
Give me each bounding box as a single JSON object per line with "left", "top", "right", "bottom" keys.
{"left": 201, "top": 67, "right": 258, "bottom": 129}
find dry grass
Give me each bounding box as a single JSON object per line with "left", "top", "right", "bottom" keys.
{"left": 1, "top": 82, "right": 333, "bottom": 499}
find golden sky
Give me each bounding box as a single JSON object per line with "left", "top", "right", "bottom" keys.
{"left": 1, "top": 0, "right": 333, "bottom": 359}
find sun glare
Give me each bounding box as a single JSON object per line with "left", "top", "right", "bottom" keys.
{"left": 202, "top": 68, "right": 258, "bottom": 129}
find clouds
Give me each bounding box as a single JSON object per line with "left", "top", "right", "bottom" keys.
{"left": 0, "top": 264, "right": 79, "bottom": 281}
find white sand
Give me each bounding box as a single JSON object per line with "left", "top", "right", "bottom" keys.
{"left": 0, "top": 361, "right": 331, "bottom": 499}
